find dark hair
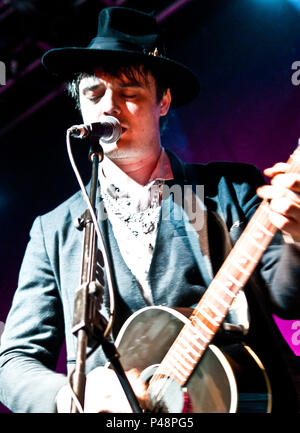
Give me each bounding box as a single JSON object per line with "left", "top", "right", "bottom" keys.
{"left": 66, "top": 61, "right": 170, "bottom": 132}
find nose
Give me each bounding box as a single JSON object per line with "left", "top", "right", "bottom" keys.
{"left": 100, "top": 89, "right": 121, "bottom": 117}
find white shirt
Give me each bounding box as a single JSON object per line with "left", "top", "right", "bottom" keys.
{"left": 99, "top": 148, "right": 173, "bottom": 304}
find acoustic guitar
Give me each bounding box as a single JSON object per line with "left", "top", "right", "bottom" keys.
{"left": 113, "top": 144, "right": 300, "bottom": 413}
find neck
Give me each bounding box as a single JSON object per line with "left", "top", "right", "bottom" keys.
{"left": 106, "top": 147, "right": 162, "bottom": 186}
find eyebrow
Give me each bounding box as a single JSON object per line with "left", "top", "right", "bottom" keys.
{"left": 81, "top": 80, "right": 143, "bottom": 95}
{"left": 81, "top": 84, "right": 101, "bottom": 95}
{"left": 118, "top": 80, "right": 143, "bottom": 89}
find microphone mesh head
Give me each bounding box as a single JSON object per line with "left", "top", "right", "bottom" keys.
{"left": 100, "top": 116, "right": 121, "bottom": 144}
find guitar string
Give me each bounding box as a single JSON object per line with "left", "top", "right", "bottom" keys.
{"left": 148, "top": 349, "right": 187, "bottom": 411}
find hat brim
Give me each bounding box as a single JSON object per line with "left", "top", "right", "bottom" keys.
{"left": 42, "top": 47, "right": 200, "bottom": 108}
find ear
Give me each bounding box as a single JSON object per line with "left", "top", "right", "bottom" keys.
{"left": 160, "top": 88, "right": 172, "bottom": 116}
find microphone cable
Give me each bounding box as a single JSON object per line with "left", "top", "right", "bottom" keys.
{"left": 66, "top": 128, "right": 116, "bottom": 340}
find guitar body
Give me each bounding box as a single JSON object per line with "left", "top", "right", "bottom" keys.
{"left": 114, "top": 306, "right": 272, "bottom": 413}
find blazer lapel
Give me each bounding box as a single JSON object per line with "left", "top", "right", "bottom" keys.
{"left": 165, "top": 149, "right": 214, "bottom": 287}
{"left": 182, "top": 186, "right": 214, "bottom": 286}
{"left": 68, "top": 180, "right": 106, "bottom": 234}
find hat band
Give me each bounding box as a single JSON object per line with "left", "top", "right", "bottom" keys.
{"left": 88, "top": 37, "right": 148, "bottom": 54}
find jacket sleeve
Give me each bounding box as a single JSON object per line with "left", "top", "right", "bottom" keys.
{"left": 265, "top": 242, "right": 300, "bottom": 317}
{"left": 0, "top": 216, "right": 68, "bottom": 413}
{"left": 232, "top": 164, "right": 300, "bottom": 318}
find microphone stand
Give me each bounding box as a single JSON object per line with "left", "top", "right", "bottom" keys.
{"left": 70, "top": 137, "right": 142, "bottom": 413}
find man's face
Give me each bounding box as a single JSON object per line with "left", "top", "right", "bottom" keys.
{"left": 78, "top": 68, "right": 171, "bottom": 161}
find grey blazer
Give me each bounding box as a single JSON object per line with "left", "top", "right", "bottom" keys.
{"left": 0, "top": 149, "right": 299, "bottom": 413}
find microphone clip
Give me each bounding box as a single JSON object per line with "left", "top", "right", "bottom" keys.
{"left": 89, "top": 136, "right": 104, "bottom": 162}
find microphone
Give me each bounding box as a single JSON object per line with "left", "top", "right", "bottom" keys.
{"left": 68, "top": 116, "right": 121, "bottom": 144}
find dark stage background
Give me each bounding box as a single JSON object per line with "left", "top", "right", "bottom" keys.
{"left": 0, "top": 0, "right": 300, "bottom": 413}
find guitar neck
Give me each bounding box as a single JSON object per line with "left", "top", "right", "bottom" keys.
{"left": 150, "top": 144, "right": 300, "bottom": 387}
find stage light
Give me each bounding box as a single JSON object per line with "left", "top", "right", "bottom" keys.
{"left": 286, "top": 0, "right": 300, "bottom": 13}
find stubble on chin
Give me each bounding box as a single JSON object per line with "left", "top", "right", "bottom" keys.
{"left": 102, "top": 142, "right": 138, "bottom": 162}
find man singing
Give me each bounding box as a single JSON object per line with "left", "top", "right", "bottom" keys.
{"left": 0, "top": 7, "right": 300, "bottom": 413}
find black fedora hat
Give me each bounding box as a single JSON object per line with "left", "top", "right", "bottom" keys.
{"left": 42, "top": 7, "right": 200, "bottom": 107}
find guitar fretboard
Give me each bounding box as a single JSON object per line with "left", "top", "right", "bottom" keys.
{"left": 150, "top": 145, "right": 300, "bottom": 387}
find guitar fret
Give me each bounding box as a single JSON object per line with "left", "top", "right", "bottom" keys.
{"left": 223, "top": 270, "right": 243, "bottom": 287}
{"left": 172, "top": 349, "right": 196, "bottom": 370}
{"left": 246, "top": 233, "right": 266, "bottom": 250}
{"left": 176, "top": 341, "right": 200, "bottom": 363}
{"left": 235, "top": 244, "right": 258, "bottom": 263}
{"left": 203, "top": 298, "right": 225, "bottom": 318}
{"left": 183, "top": 352, "right": 198, "bottom": 365}
{"left": 186, "top": 328, "right": 207, "bottom": 348}
{"left": 165, "top": 357, "right": 186, "bottom": 378}
{"left": 191, "top": 314, "right": 215, "bottom": 334}
{"left": 191, "top": 327, "right": 210, "bottom": 343}
{"left": 215, "top": 279, "right": 236, "bottom": 297}
{"left": 210, "top": 289, "right": 231, "bottom": 308}
{"left": 228, "top": 257, "right": 251, "bottom": 275}
{"left": 178, "top": 336, "right": 203, "bottom": 358}
{"left": 167, "top": 356, "right": 188, "bottom": 381}
{"left": 198, "top": 307, "right": 220, "bottom": 327}
{"left": 253, "top": 219, "right": 274, "bottom": 237}
{"left": 186, "top": 332, "right": 205, "bottom": 351}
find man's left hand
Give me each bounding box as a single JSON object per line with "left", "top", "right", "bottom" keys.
{"left": 257, "top": 162, "right": 300, "bottom": 242}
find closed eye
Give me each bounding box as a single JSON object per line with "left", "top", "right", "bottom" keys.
{"left": 88, "top": 96, "right": 101, "bottom": 102}
{"left": 122, "top": 94, "right": 136, "bottom": 99}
